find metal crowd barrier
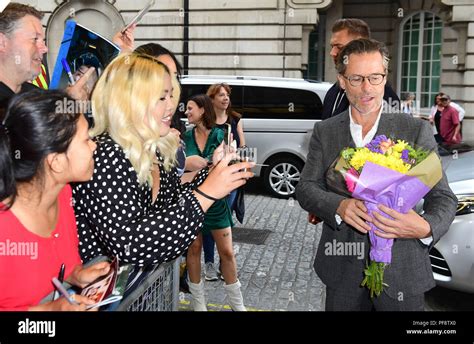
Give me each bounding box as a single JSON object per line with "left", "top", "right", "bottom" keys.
{"left": 116, "top": 259, "right": 180, "bottom": 311}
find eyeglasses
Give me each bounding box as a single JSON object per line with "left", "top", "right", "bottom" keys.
{"left": 342, "top": 73, "right": 386, "bottom": 87}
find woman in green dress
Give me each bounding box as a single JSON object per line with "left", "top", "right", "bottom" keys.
{"left": 183, "top": 94, "right": 246, "bottom": 311}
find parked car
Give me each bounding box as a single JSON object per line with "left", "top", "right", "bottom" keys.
{"left": 429, "top": 142, "right": 474, "bottom": 293}
{"left": 178, "top": 75, "right": 332, "bottom": 198}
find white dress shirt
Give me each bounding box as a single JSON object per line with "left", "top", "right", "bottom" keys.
{"left": 348, "top": 106, "right": 383, "bottom": 147}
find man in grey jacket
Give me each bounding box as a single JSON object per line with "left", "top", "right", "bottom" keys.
{"left": 296, "top": 38, "right": 457, "bottom": 311}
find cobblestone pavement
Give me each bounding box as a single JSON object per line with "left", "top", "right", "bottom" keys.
{"left": 179, "top": 183, "right": 474, "bottom": 312}
{"left": 180, "top": 191, "right": 326, "bottom": 311}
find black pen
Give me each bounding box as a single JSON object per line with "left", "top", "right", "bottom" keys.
{"left": 52, "top": 263, "right": 65, "bottom": 301}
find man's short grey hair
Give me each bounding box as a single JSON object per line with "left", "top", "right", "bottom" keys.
{"left": 0, "top": 3, "right": 44, "bottom": 36}
{"left": 336, "top": 38, "right": 390, "bottom": 75}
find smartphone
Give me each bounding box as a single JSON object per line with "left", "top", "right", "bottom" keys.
{"left": 223, "top": 123, "right": 232, "bottom": 147}
{"left": 121, "top": 0, "right": 155, "bottom": 33}
{"left": 223, "top": 123, "right": 239, "bottom": 165}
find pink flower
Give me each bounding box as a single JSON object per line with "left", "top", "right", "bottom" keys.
{"left": 345, "top": 167, "right": 359, "bottom": 193}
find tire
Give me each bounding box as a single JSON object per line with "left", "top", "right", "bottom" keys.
{"left": 263, "top": 156, "right": 303, "bottom": 198}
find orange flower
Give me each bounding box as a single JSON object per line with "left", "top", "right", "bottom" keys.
{"left": 379, "top": 139, "right": 394, "bottom": 154}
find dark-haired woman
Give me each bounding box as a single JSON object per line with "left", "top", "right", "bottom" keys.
{"left": 204, "top": 83, "right": 246, "bottom": 282}
{"left": 183, "top": 94, "right": 246, "bottom": 311}
{"left": 0, "top": 90, "right": 110, "bottom": 311}
{"left": 135, "top": 43, "right": 183, "bottom": 80}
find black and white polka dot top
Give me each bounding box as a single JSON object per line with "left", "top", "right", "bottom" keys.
{"left": 73, "top": 133, "right": 208, "bottom": 267}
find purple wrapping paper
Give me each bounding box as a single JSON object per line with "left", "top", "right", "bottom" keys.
{"left": 352, "top": 162, "right": 431, "bottom": 264}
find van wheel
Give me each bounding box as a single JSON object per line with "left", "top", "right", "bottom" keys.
{"left": 263, "top": 156, "right": 303, "bottom": 199}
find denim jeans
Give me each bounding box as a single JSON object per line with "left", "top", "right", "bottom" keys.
{"left": 202, "top": 233, "right": 215, "bottom": 264}
{"left": 227, "top": 189, "right": 238, "bottom": 209}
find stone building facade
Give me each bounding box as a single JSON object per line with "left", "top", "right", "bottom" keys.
{"left": 19, "top": 0, "right": 474, "bottom": 138}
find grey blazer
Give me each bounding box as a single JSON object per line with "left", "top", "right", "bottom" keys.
{"left": 296, "top": 110, "right": 457, "bottom": 299}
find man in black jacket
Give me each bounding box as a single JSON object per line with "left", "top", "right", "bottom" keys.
{"left": 322, "top": 19, "right": 399, "bottom": 120}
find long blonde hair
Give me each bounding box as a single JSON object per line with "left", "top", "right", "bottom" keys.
{"left": 91, "top": 53, "right": 181, "bottom": 185}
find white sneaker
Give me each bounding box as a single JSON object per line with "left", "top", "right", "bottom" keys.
{"left": 204, "top": 262, "right": 219, "bottom": 281}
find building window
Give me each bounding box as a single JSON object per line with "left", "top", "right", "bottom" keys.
{"left": 399, "top": 12, "right": 442, "bottom": 108}
{"left": 399, "top": 12, "right": 443, "bottom": 108}
{"left": 305, "top": 14, "right": 326, "bottom": 81}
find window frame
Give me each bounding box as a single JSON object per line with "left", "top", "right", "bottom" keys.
{"left": 397, "top": 11, "right": 443, "bottom": 111}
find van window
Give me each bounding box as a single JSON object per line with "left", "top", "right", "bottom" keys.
{"left": 242, "top": 86, "right": 323, "bottom": 120}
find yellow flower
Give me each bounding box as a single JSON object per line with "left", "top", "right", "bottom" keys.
{"left": 350, "top": 148, "right": 371, "bottom": 171}
{"left": 393, "top": 140, "right": 408, "bottom": 153}
{"left": 390, "top": 150, "right": 401, "bottom": 159}
{"left": 349, "top": 147, "right": 411, "bottom": 173}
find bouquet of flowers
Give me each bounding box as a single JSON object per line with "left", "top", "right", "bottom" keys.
{"left": 329, "top": 135, "right": 442, "bottom": 297}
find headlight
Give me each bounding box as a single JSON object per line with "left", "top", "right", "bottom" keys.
{"left": 456, "top": 195, "right": 474, "bottom": 216}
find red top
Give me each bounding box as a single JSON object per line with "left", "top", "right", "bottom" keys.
{"left": 0, "top": 185, "right": 82, "bottom": 311}
{"left": 440, "top": 105, "right": 461, "bottom": 144}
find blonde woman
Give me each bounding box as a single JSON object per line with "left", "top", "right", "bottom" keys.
{"left": 73, "top": 53, "right": 255, "bottom": 297}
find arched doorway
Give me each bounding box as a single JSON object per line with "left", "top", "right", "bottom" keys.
{"left": 46, "top": 0, "right": 124, "bottom": 76}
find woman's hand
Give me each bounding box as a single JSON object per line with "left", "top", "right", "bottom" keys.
{"left": 67, "top": 262, "right": 110, "bottom": 289}
{"left": 30, "top": 294, "right": 97, "bottom": 312}
{"left": 65, "top": 67, "right": 96, "bottom": 101}
{"left": 185, "top": 156, "right": 208, "bottom": 171}
{"left": 194, "top": 152, "right": 254, "bottom": 211}
{"left": 112, "top": 24, "right": 136, "bottom": 52}
{"left": 212, "top": 142, "right": 226, "bottom": 166}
